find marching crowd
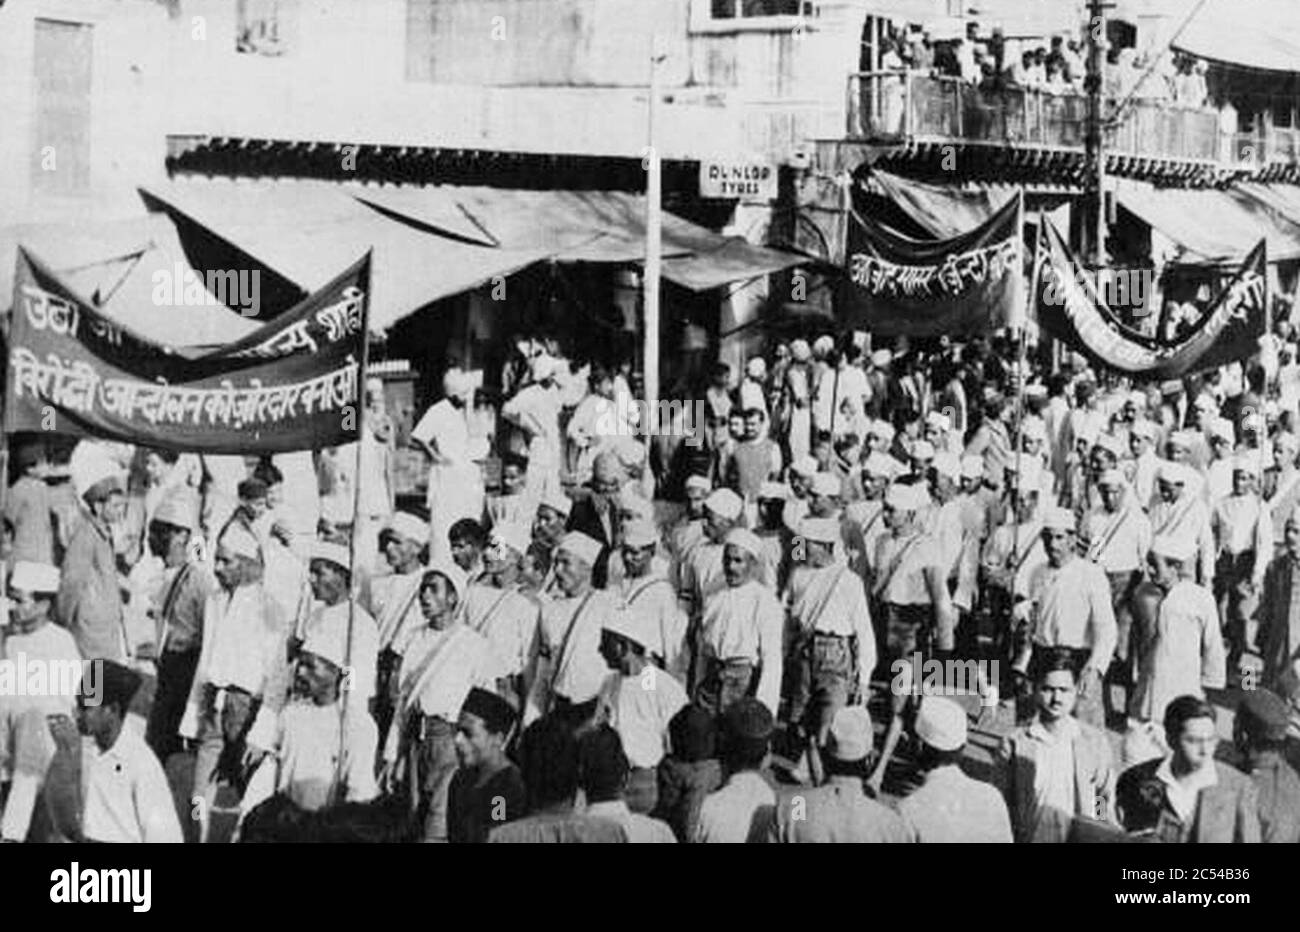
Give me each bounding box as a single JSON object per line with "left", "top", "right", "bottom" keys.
{"left": 3, "top": 319, "right": 1300, "bottom": 844}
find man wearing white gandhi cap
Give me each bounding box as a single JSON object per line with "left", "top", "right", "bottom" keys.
{"left": 1015, "top": 506, "right": 1116, "bottom": 728}
{"left": 682, "top": 488, "right": 747, "bottom": 617}
{"left": 526, "top": 531, "right": 618, "bottom": 727}
{"left": 462, "top": 520, "right": 542, "bottom": 710}
{"left": 410, "top": 367, "right": 488, "bottom": 562}
{"left": 1150, "top": 458, "right": 1215, "bottom": 585}
{"left": 0, "top": 561, "right": 81, "bottom": 842}
{"left": 690, "top": 527, "right": 784, "bottom": 718}
{"left": 1212, "top": 454, "right": 1272, "bottom": 667}
{"left": 58, "top": 444, "right": 128, "bottom": 663}
{"left": 181, "top": 523, "right": 289, "bottom": 843}
{"left": 1130, "top": 533, "right": 1226, "bottom": 726}
{"left": 237, "top": 597, "right": 381, "bottom": 826}
{"left": 595, "top": 600, "right": 689, "bottom": 814}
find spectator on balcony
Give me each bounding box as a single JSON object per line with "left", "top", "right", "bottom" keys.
{"left": 879, "top": 38, "right": 907, "bottom": 135}
{"left": 906, "top": 30, "right": 933, "bottom": 74}
{"left": 1174, "top": 59, "right": 1208, "bottom": 109}
{"left": 1044, "top": 59, "right": 1069, "bottom": 95}
{"left": 951, "top": 38, "right": 977, "bottom": 85}
{"left": 1064, "top": 39, "right": 1085, "bottom": 89}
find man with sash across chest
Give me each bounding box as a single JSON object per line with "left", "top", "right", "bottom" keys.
{"left": 180, "top": 526, "right": 288, "bottom": 844}
{"left": 866, "top": 481, "right": 960, "bottom": 795}
{"left": 785, "top": 517, "right": 877, "bottom": 755}
{"left": 692, "top": 529, "right": 784, "bottom": 719}
{"left": 680, "top": 488, "right": 744, "bottom": 626}
{"left": 980, "top": 458, "right": 1048, "bottom": 668}
{"left": 1016, "top": 508, "right": 1117, "bottom": 728}
{"left": 1081, "top": 468, "right": 1151, "bottom": 714}
{"left": 611, "top": 518, "right": 689, "bottom": 682}
{"left": 367, "top": 511, "right": 429, "bottom": 740}
{"left": 1149, "top": 460, "right": 1214, "bottom": 585}
{"left": 382, "top": 561, "right": 500, "bottom": 842}
{"left": 846, "top": 453, "right": 901, "bottom": 586}
{"left": 668, "top": 474, "right": 710, "bottom": 596}
{"left": 463, "top": 521, "right": 540, "bottom": 711}
{"left": 952, "top": 454, "right": 992, "bottom": 657}
{"left": 1212, "top": 456, "right": 1271, "bottom": 669}
{"left": 526, "top": 532, "right": 614, "bottom": 730}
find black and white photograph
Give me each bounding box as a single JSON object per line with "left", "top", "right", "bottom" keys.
{"left": 0, "top": 0, "right": 1294, "bottom": 911}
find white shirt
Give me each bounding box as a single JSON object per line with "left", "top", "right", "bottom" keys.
{"left": 585, "top": 800, "right": 676, "bottom": 843}
{"left": 693, "top": 771, "right": 776, "bottom": 844}
{"left": 1026, "top": 716, "right": 1079, "bottom": 844}
{"left": 412, "top": 398, "right": 472, "bottom": 465}
{"left": 463, "top": 582, "right": 540, "bottom": 678}
{"left": 0, "top": 622, "right": 81, "bottom": 717}
{"left": 1027, "top": 557, "right": 1118, "bottom": 671}
{"left": 243, "top": 702, "right": 379, "bottom": 816}
{"left": 81, "top": 723, "right": 183, "bottom": 843}
{"left": 698, "top": 580, "right": 784, "bottom": 717}
{"left": 597, "top": 669, "right": 688, "bottom": 770}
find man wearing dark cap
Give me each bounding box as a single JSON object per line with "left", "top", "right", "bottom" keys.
{"left": 76, "top": 660, "right": 182, "bottom": 842}
{"left": 220, "top": 478, "right": 270, "bottom": 544}
{"left": 1234, "top": 689, "right": 1300, "bottom": 843}
{"left": 693, "top": 698, "right": 776, "bottom": 843}
{"left": 578, "top": 725, "right": 676, "bottom": 843}
{"left": 446, "top": 688, "right": 525, "bottom": 843}
{"left": 487, "top": 716, "right": 626, "bottom": 843}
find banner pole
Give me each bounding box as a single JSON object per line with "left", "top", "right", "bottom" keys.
{"left": 337, "top": 261, "right": 372, "bottom": 800}
{"left": 1010, "top": 208, "right": 1043, "bottom": 610}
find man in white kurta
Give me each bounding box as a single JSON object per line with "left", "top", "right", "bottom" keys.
{"left": 693, "top": 529, "right": 784, "bottom": 718}
{"left": 411, "top": 368, "right": 487, "bottom": 561}
{"left": 1020, "top": 508, "right": 1118, "bottom": 728}
{"left": 1131, "top": 535, "right": 1226, "bottom": 725}
{"left": 502, "top": 354, "right": 564, "bottom": 504}
{"left": 1149, "top": 460, "right": 1215, "bottom": 585}
{"left": 611, "top": 518, "right": 689, "bottom": 681}
{"left": 1211, "top": 457, "right": 1271, "bottom": 665}
{"left": 385, "top": 561, "right": 500, "bottom": 842}
{"left": 463, "top": 521, "right": 540, "bottom": 708}
{"left": 0, "top": 562, "right": 82, "bottom": 841}
{"left": 180, "top": 527, "right": 289, "bottom": 843}
{"left": 526, "top": 532, "right": 613, "bottom": 726}
{"left": 239, "top": 614, "right": 379, "bottom": 825}
{"left": 595, "top": 602, "right": 689, "bottom": 814}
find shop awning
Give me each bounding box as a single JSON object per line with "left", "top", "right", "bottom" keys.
{"left": 1235, "top": 182, "right": 1300, "bottom": 233}
{"left": 865, "top": 170, "right": 1071, "bottom": 240}
{"left": 363, "top": 185, "right": 807, "bottom": 290}
{"left": 1115, "top": 179, "right": 1300, "bottom": 265}
{"left": 0, "top": 213, "right": 260, "bottom": 348}
{"left": 139, "top": 179, "right": 550, "bottom": 332}
{"left": 1170, "top": 0, "right": 1300, "bottom": 73}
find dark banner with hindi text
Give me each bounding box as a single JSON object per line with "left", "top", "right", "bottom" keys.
{"left": 1032, "top": 221, "right": 1266, "bottom": 378}
{"left": 4, "top": 248, "right": 370, "bottom": 454}
{"left": 838, "top": 191, "right": 1024, "bottom": 337}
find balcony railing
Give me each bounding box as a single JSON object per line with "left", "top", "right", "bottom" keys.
{"left": 847, "top": 71, "right": 1296, "bottom": 171}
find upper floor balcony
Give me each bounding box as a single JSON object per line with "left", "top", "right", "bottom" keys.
{"left": 844, "top": 71, "right": 1300, "bottom": 184}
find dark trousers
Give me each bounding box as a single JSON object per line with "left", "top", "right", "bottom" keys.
{"left": 145, "top": 648, "right": 200, "bottom": 762}
{"left": 788, "top": 633, "right": 856, "bottom": 741}
{"left": 694, "top": 659, "right": 756, "bottom": 718}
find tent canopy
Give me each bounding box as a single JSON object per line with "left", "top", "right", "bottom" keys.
{"left": 1115, "top": 180, "right": 1300, "bottom": 266}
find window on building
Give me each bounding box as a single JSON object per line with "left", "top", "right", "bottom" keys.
{"left": 31, "top": 19, "right": 93, "bottom": 195}
{"left": 237, "top": 0, "right": 297, "bottom": 56}
{"left": 710, "top": 0, "right": 812, "bottom": 18}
